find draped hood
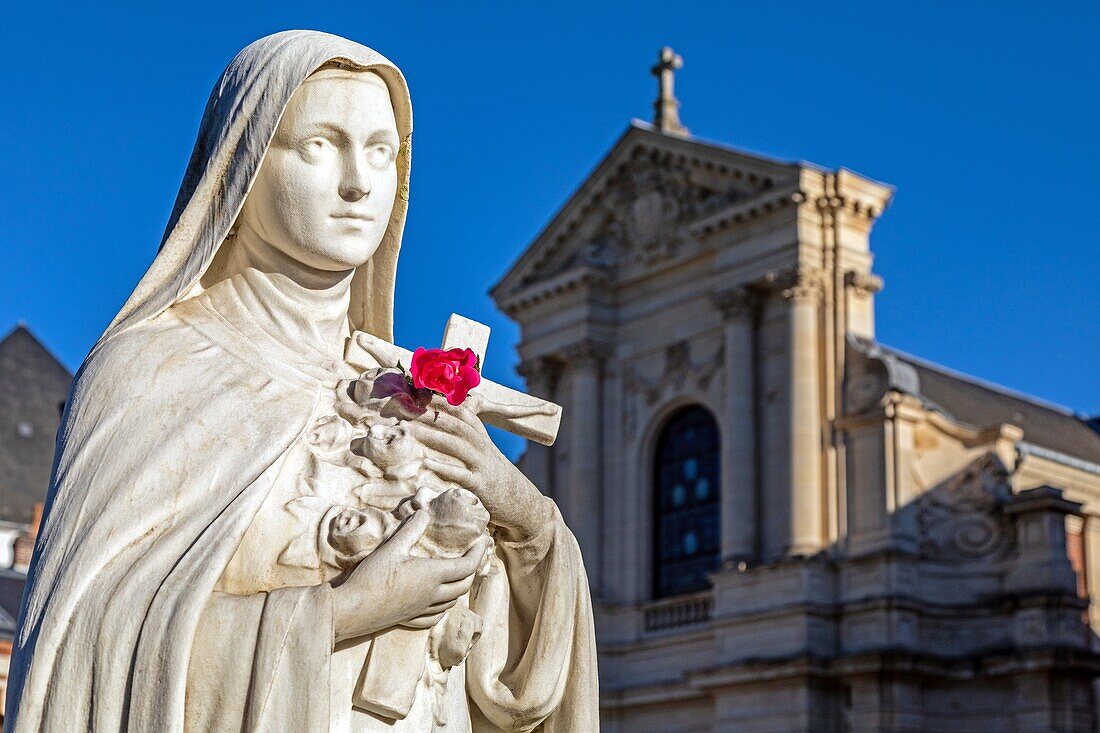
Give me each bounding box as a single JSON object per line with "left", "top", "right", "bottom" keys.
{"left": 101, "top": 29, "right": 412, "bottom": 348}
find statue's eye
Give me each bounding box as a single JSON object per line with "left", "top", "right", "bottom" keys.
{"left": 300, "top": 137, "right": 332, "bottom": 158}
{"left": 366, "top": 143, "right": 394, "bottom": 168}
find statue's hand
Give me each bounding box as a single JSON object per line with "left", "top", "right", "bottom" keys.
{"left": 347, "top": 332, "right": 403, "bottom": 371}
{"left": 406, "top": 398, "right": 555, "bottom": 541}
{"left": 331, "top": 510, "right": 489, "bottom": 644}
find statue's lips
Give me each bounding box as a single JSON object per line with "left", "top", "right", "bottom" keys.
{"left": 331, "top": 212, "right": 375, "bottom": 221}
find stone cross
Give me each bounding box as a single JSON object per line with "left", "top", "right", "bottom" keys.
{"left": 352, "top": 314, "right": 562, "bottom": 446}
{"left": 651, "top": 46, "right": 689, "bottom": 135}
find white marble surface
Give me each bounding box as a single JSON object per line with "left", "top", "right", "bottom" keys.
{"left": 6, "top": 30, "right": 596, "bottom": 733}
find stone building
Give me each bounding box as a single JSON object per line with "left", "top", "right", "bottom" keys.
{"left": 0, "top": 325, "right": 69, "bottom": 718}
{"left": 492, "top": 49, "right": 1100, "bottom": 732}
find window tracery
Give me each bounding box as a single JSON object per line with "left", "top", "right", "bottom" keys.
{"left": 653, "top": 405, "right": 721, "bottom": 598}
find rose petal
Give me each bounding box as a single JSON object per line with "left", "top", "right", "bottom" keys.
{"left": 407, "top": 346, "right": 482, "bottom": 400}
{"left": 446, "top": 384, "right": 468, "bottom": 405}
{"left": 409, "top": 347, "right": 429, "bottom": 385}
{"left": 421, "top": 362, "right": 456, "bottom": 393}
{"left": 457, "top": 365, "right": 481, "bottom": 389}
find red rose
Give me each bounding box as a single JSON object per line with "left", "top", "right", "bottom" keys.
{"left": 409, "top": 347, "right": 481, "bottom": 406}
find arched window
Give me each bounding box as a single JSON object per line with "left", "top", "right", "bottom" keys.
{"left": 653, "top": 405, "right": 721, "bottom": 598}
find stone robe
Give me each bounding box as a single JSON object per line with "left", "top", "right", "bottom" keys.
{"left": 4, "top": 30, "right": 598, "bottom": 733}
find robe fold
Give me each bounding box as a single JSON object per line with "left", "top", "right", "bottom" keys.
{"left": 9, "top": 305, "right": 598, "bottom": 732}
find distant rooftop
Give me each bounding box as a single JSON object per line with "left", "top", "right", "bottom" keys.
{"left": 0, "top": 325, "right": 72, "bottom": 525}
{"left": 850, "top": 337, "right": 1100, "bottom": 467}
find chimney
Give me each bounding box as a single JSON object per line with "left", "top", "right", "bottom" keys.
{"left": 12, "top": 502, "right": 43, "bottom": 572}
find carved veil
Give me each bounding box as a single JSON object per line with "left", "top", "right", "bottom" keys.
{"left": 101, "top": 29, "right": 413, "bottom": 349}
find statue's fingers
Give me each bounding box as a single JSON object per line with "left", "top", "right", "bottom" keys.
{"left": 425, "top": 594, "right": 463, "bottom": 613}
{"left": 437, "top": 549, "right": 485, "bottom": 583}
{"left": 430, "top": 393, "right": 483, "bottom": 431}
{"left": 407, "top": 424, "right": 476, "bottom": 468}
{"left": 460, "top": 392, "right": 485, "bottom": 421}
{"left": 384, "top": 510, "right": 430, "bottom": 553}
{"left": 352, "top": 332, "right": 402, "bottom": 369}
{"left": 423, "top": 457, "right": 476, "bottom": 488}
{"left": 462, "top": 535, "right": 493, "bottom": 569}
{"left": 423, "top": 410, "right": 481, "bottom": 445}
{"left": 435, "top": 575, "right": 475, "bottom": 602}
{"left": 402, "top": 612, "right": 445, "bottom": 629}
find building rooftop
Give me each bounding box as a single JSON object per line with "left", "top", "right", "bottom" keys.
{"left": 850, "top": 336, "right": 1100, "bottom": 467}
{"left": 0, "top": 325, "right": 72, "bottom": 525}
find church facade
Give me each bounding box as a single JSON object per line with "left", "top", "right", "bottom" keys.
{"left": 492, "top": 50, "right": 1100, "bottom": 732}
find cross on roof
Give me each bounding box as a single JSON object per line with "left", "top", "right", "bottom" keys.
{"left": 348, "top": 314, "right": 562, "bottom": 446}
{"left": 651, "top": 46, "right": 689, "bottom": 136}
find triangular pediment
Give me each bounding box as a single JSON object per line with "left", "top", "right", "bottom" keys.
{"left": 491, "top": 122, "right": 804, "bottom": 308}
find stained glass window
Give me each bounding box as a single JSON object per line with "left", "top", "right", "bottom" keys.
{"left": 653, "top": 405, "right": 721, "bottom": 598}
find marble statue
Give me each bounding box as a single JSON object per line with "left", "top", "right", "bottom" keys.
{"left": 5, "top": 30, "right": 598, "bottom": 732}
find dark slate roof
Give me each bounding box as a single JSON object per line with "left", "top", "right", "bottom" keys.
{"left": 0, "top": 325, "right": 73, "bottom": 524}
{"left": 848, "top": 337, "right": 1100, "bottom": 466}
{"left": 0, "top": 568, "right": 25, "bottom": 639}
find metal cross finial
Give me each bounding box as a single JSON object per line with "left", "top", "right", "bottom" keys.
{"left": 651, "top": 46, "right": 688, "bottom": 136}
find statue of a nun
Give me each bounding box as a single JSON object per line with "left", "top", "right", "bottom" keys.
{"left": 5, "top": 30, "right": 598, "bottom": 733}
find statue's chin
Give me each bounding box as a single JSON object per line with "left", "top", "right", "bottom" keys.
{"left": 264, "top": 229, "right": 383, "bottom": 275}
{"left": 304, "top": 230, "right": 385, "bottom": 271}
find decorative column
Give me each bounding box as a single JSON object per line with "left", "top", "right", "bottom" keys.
{"left": 561, "top": 340, "right": 609, "bottom": 589}
{"left": 781, "top": 269, "right": 825, "bottom": 556}
{"left": 711, "top": 286, "right": 758, "bottom": 565}
{"left": 515, "top": 356, "right": 560, "bottom": 499}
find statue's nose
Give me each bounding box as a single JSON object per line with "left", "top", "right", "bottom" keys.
{"left": 339, "top": 152, "right": 372, "bottom": 202}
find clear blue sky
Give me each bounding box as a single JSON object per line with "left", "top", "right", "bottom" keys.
{"left": 3, "top": 2, "right": 1097, "bottom": 458}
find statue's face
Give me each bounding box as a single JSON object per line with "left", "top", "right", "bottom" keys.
{"left": 237, "top": 68, "right": 400, "bottom": 271}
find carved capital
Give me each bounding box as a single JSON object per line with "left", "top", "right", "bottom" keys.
{"left": 844, "top": 270, "right": 884, "bottom": 296}
{"left": 710, "top": 286, "right": 758, "bottom": 321}
{"left": 516, "top": 356, "right": 561, "bottom": 392}
{"left": 559, "top": 340, "right": 612, "bottom": 369}
{"left": 765, "top": 267, "right": 825, "bottom": 303}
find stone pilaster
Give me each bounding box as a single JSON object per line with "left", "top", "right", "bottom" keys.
{"left": 515, "top": 356, "right": 561, "bottom": 499}
{"left": 844, "top": 270, "right": 884, "bottom": 340}
{"left": 779, "top": 269, "right": 825, "bottom": 556}
{"left": 711, "top": 286, "right": 758, "bottom": 564}
{"left": 560, "top": 339, "right": 610, "bottom": 589}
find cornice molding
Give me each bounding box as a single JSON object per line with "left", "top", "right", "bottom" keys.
{"left": 688, "top": 184, "right": 800, "bottom": 239}
{"left": 546, "top": 141, "right": 784, "bottom": 258}
{"left": 494, "top": 129, "right": 803, "bottom": 304}
{"left": 812, "top": 187, "right": 891, "bottom": 222}
{"left": 497, "top": 265, "right": 610, "bottom": 317}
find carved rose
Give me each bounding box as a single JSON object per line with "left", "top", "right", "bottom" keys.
{"left": 349, "top": 423, "right": 424, "bottom": 481}
{"left": 394, "top": 486, "right": 491, "bottom": 559}
{"left": 408, "top": 347, "right": 481, "bottom": 406}
{"left": 349, "top": 369, "right": 431, "bottom": 421}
